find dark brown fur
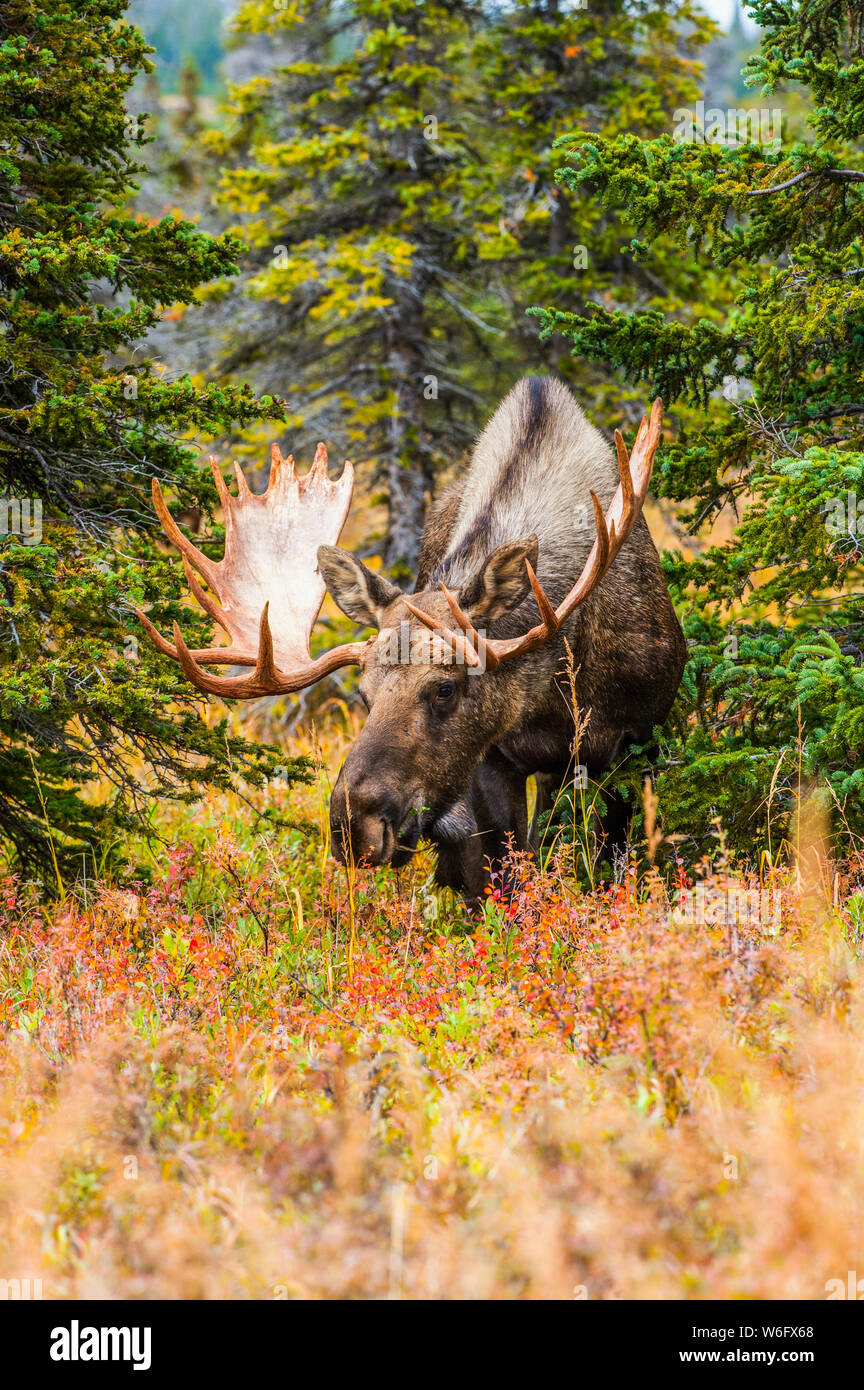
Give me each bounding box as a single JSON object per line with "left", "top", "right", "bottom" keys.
{"left": 319, "top": 378, "right": 686, "bottom": 902}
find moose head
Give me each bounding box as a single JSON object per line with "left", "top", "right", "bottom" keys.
{"left": 138, "top": 383, "right": 671, "bottom": 898}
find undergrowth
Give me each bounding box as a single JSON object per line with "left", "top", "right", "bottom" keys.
{"left": 1, "top": 732, "right": 863, "bottom": 1299}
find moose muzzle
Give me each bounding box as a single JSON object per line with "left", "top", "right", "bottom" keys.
{"left": 329, "top": 763, "right": 421, "bottom": 867}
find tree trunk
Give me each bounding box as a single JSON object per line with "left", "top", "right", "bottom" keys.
{"left": 382, "top": 72, "right": 431, "bottom": 579}
{"left": 383, "top": 300, "right": 428, "bottom": 578}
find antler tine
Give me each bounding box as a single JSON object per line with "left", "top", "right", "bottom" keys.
{"left": 232, "top": 460, "right": 253, "bottom": 497}
{"left": 208, "top": 454, "right": 233, "bottom": 511}
{"left": 613, "top": 430, "right": 634, "bottom": 508}
{"left": 518, "top": 488, "right": 612, "bottom": 639}
{"left": 524, "top": 559, "right": 559, "bottom": 635}
{"left": 151, "top": 477, "right": 221, "bottom": 592}
{"left": 483, "top": 399, "right": 663, "bottom": 667}
{"left": 171, "top": 605, "right": 275, "bottom": 698}
{"left": 401, "top": 596, "right": 485, "bottom": 670}
{"left": 268, "top": 442, "right": 296, "bottom": 488}
{"left": 133, "top": 607, "right": 259, "bottom": 667}
{"left": 168, "top": 603, "right": 368, "bottom": 698}
{"left": 439, "top": 581, "right": 501, "bottom": 671}
{"left": 589, "top": 489, "right": 610, "bottom": 575}
{"left": 309, "top": 441, "right": 329, "bottom": 481}
{"left": 134, "top": 606, "right": 187, "bottom": 661}
{"left": 140, "top": 438, "right": 364, "bottom": 697}
{"left": 626, "top": 399, "right": 663, "bottom": 498}
{"left": 182, "top": 555, "right": 232, "bottom": 639}
{"left": 439, "top": 581, "right": 474, "bottom": 636}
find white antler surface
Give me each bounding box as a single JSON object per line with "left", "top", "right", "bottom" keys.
{"left": 139, "top": 443, "right": 366, "bottom": 697}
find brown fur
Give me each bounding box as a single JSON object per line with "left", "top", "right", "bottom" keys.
{"left": 319, "top": 377, "right": 686, "bottom": 902}
{"left": 414, "top": 482, "right": 463, "bottom": 590}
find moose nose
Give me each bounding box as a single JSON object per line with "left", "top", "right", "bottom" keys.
{"left": 330, "top": 773, "right": 401, "bottom": 866}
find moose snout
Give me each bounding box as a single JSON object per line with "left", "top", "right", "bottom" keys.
{"left": 329, "top": 768, "right": 417, "bottom": 867}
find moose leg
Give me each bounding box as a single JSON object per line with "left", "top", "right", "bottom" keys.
{"left": 434, "top": 750, "right": 528, "bottom": 905}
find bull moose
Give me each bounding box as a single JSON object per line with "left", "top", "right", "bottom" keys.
{"left": 139, "top": 377, "right": 686, "bottom": 901}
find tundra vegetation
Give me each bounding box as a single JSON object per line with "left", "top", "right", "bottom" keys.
{"left": 1, "top": 0, "right": 863, "bottom": 1300}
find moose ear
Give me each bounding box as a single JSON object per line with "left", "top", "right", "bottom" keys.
{"left": 458, "top": 535, "right": 540, "bottom": 622}
{"left": 317, "top": 546, "right": 402, "bottom": 628}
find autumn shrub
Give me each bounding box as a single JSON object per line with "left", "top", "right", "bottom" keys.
{"left": 1, "top": 768, "right": 863, "bottom": 1299}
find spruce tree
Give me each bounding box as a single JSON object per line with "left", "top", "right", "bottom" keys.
{"left": 209, "top": 0, "right": 485, "bottom": 576}
{"left": 212, "top": 1, "right": 718, "bottom": 573}
{"left": 0, "top": 0, "right": 298, "bottom": 883}
{"left": 472, "top": 0, "right": 717, "bottom": 401}
{"left": 535, "top": 0, "right": 864, "bottom": 859}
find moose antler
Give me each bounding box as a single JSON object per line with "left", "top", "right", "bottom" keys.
{"left": 403, "top": 399, "right": 664, "bottom": 669}
{"left": 137, "top": 444, "right": 367, "bottom": 697}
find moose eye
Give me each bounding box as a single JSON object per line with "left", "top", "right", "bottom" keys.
{"left": 431, "top": 680, "right": 458, "bottom": 707}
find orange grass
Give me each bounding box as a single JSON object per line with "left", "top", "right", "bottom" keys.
{"left": 0, "top": 749, "right": 863, "bottom": 1299}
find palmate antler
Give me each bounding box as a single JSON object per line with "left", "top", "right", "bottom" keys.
{"left": 137, "top": 444, "right": 367, "bottom": 697}
{"left": 141, "top": 402, "right": 663, "bottom": 696}
{"left": 401, "top": 399, "right": 664, "bottom": 670}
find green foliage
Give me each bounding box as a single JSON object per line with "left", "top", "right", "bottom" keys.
{"left": 0, "top": 0, "right": 303, "bottom": 884}
{"left": 210, "top": 0, "right": 486, "bottom": 575}
{"left": 535, "top": 0, "right": 864, "bottom": 859}
{"left": 471, "top": 0, "right": 718, "bottom": 408}
{"left": 209, "top": 0, "right": 714, "bottom": 573}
